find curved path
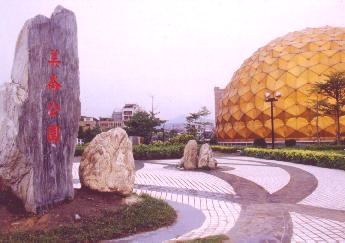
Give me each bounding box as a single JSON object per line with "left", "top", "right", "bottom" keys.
{"left": 73, "top": 155, "right": 345, "bottom": 242}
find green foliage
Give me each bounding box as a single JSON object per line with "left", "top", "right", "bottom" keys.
{"left": 209, "top": 134, "right": 218, "bottom": 145}
{"left": 311, "top": 71, "right": 345, "bottom": 144}
{"left": 185, "top": 106, "right": 211, "bottom": 141}
{"left": 78, "top": 126, "right": 102, "bottom": 143}
{"left": 133, "top": 144, "right": 185, "bottom": 160}
{"left": 253, "top": 137, "right": 267, "bottom": 148}
{"left": 0, "top": 195, "right": 176, "bottom": 243}
{"left": 243, "top": 147, "right": 345, "bottom": 170}
{"left": 176, "top": 234, "right": 229, "bottom": 243}
{"left": 210, "top": 145, "right": 242, "bottom": 153}
{"left": 303, "top": 144, "right": 345, "bottom": 150}
{"left": 168, "top": 134, "right": 194, "bottom": 145}
{"left": 75, "top": 143, "right": 185, "bottom": 160}
{"left": 75, "top": 144, "right": 88, "bottom": 156}
{"left": 285, "top": 139, "right": 296, "bottom": 147}
{"left": 124, "top": 111, "right": 165, "bottom": 144}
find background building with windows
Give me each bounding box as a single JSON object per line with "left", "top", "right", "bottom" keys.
{"left": 122, "top": 104, "right": 141, "bottom": 121}
{"left": 79, "top": 116, "right": 98, "bottom": 131}
{"left": 79, "top": 104, "right": 143, "bottom": 132}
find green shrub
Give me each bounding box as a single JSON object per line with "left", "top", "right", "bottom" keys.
{"left": 303, "top": 144, "right": 345, "bottom": 151}
{"left": 0, "top": 195, "right": 176, "bottom": 242}
{"left": 133, "top": 144, "right": 185, "bottom": 160}
{"left": 75, "top": 143, "right": 184, "bottom": 160}
{"left": 168, "top": 134, "right": 194, "bottom": 145}
{"left": 75, "top": 144, "right": 88, "bottom": 156}
{"left": 253, "top": 137, "right": 267, "bottom": 148}
{"left": 211, "top": 145, "right": 242, "bottom": 153}
{"left": 243, "top": 147, "right": 345, "bottom": 170}
{"left": 285, "top": 139, "right": 296, "bottom": 147}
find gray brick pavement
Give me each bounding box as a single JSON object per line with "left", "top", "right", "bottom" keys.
{"left": 73, "top": 155, "right": 345, "bottom": 242}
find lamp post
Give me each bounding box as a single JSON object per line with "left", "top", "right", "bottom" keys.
{"left": 316, "top": 92, "right": 320, "bottom": 144}
{"left": 265, "top": 91, "right": 281, "bottom": 149}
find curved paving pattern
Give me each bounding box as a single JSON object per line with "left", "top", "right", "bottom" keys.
{"left": 73, "top": 155, "right": 345, "bottom": 242}
{"left": 134, "top": 161, "right": 241, "bottom": 240}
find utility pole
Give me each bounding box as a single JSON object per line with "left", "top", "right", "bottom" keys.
{"left": 150, "top": 95, "right": 154, "bottom": 115}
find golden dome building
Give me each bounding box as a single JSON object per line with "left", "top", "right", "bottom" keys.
{"left": 216, "top": 26, "right": 345, "bottom": 142}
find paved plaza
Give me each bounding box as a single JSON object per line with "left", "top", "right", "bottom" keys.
{"left": 73, "top": 154, "right": 345, "bottom": 242}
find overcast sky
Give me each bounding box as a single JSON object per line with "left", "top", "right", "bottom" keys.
{"left": 1, "top": 0, "right": 344, "bottom": 121}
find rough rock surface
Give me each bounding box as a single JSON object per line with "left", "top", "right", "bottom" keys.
{"left": 79, "top": 128, "right": 135, "bottom": 195}
{"left": 0, "top": 6, "right": 80, "bottom": 213}
{"left": 180, "top": 140, "right": 198, "bottom": 170}
{"left": 198, "top": 143, "right": 217, "bottom": 169}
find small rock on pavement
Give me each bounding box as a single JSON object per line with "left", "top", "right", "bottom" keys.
{"left": 123, "top": 194, "right": 143, "bottom": 206}
{"left": 74, "top": 214, "right": 81, "bottom": 221}
{"left": 180, "top": 140, "right": 198, "bottom": 170}
{"left": 198, "top": 143, "right": 217, "bottom": 169}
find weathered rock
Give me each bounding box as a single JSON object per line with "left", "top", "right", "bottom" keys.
{"left": 198, "top": 143, "right": 217, "bottom": 169}
{"left": 180, "top": 140, "right": 198, "bottom": 170}
{"left": 0, "top": 6, "right": 80, "bottom": 213}
{"left": 79, "top": 128, "right": 135, "bottom": 195}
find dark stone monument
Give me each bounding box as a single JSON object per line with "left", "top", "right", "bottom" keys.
{"left": 0, "top": 6, "right": 80, "bottom": 213}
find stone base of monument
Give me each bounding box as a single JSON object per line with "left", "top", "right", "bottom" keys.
{"left": 0, "top": 187, "right": 176, "bottom": 242}
{"left": 0, "top": 187, "right": 123, "bottom": 232}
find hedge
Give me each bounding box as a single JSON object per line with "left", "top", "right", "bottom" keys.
{"left": 210, "top": 145, "right": 243, "bottom": 153}
{"left": 75, "top": 143, "right": 184, "bottom": 160}
{"left": 243, "top": 148, "right": 345, "bottom": 170}
{"left": 133, "top": 144, "right": 185, "bottom": 160}
{"left": 302, "top": 144, "right": 345, "bottom": 151}
{"left": 74, "top": 144, "right": 87, "bottom": 156}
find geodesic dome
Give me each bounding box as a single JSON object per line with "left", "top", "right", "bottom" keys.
{"left": 216, "top": 26, "right": 345, "bottom": 142}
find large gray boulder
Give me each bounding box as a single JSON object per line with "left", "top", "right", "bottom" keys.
{"left": 79, "top": 128, "right": 135, "bottom": 195}
{"left": 180, "top": 140, "right": 198, "bottom": 170}
{"left": 0, "top": 6, "right": 80, "bottom": 213}
{"left": 198, "top": 143, "right": 217, "bottom": 169}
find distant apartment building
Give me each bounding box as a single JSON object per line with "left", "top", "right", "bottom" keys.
{"left": 122, "top": 104, "right": 141, "bottom": 121}
{"left": 79, "top": 116, "right": 98, "bottom": 131}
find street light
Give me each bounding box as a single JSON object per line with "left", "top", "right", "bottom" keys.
{"left": 265, "top": 91, "right": 281, "bottom": 149}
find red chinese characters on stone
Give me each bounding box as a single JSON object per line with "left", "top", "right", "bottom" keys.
{"left": 47, "top": 125, "right": 61, "bottom": 143}
{"left": 47, "top": 74, "right": 62, "bottom": 90}
{"left": 47, "top": 101, "right": 60, "bottom": 117}
{"left": 46, "top": 49, "right": 62, "bottom": 144}
{"left": 48, "top": 49, "right": 61, "bottom": 67}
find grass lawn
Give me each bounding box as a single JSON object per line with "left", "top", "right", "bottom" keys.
{"left": 0, "top": 189, "right": 176, "bottom": 243}
{"left": 176, "top": 234, "right": 230, "bottom": 243}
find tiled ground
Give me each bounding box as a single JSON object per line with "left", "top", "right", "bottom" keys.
{"left": 73, "top": 155, "right": 345, "bottom": 242}
{"left": 134, "top": 161, "right": 241, "bottom": 240}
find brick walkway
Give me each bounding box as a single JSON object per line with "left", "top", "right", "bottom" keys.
{"left": 73, "top": 155, "right": 345, "bottom": 242}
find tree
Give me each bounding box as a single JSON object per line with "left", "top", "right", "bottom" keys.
{"left": 312, "top": 71, "right": 345, "bottom": 144}
{"left": 168, "top": 134, "right": 194, "bottom": 145}
{"left": 78, "top": 125, "right": 102, "bottom": 143}
{"left": 185, "top": 106, "right": 211, "bottom": 141}
{"left": 124, "top": 111, "right": 165, "bottom": 144}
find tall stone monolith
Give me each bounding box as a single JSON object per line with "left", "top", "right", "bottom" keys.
{"left": 0, "top": 6, "right": 80, "bottom": 213}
